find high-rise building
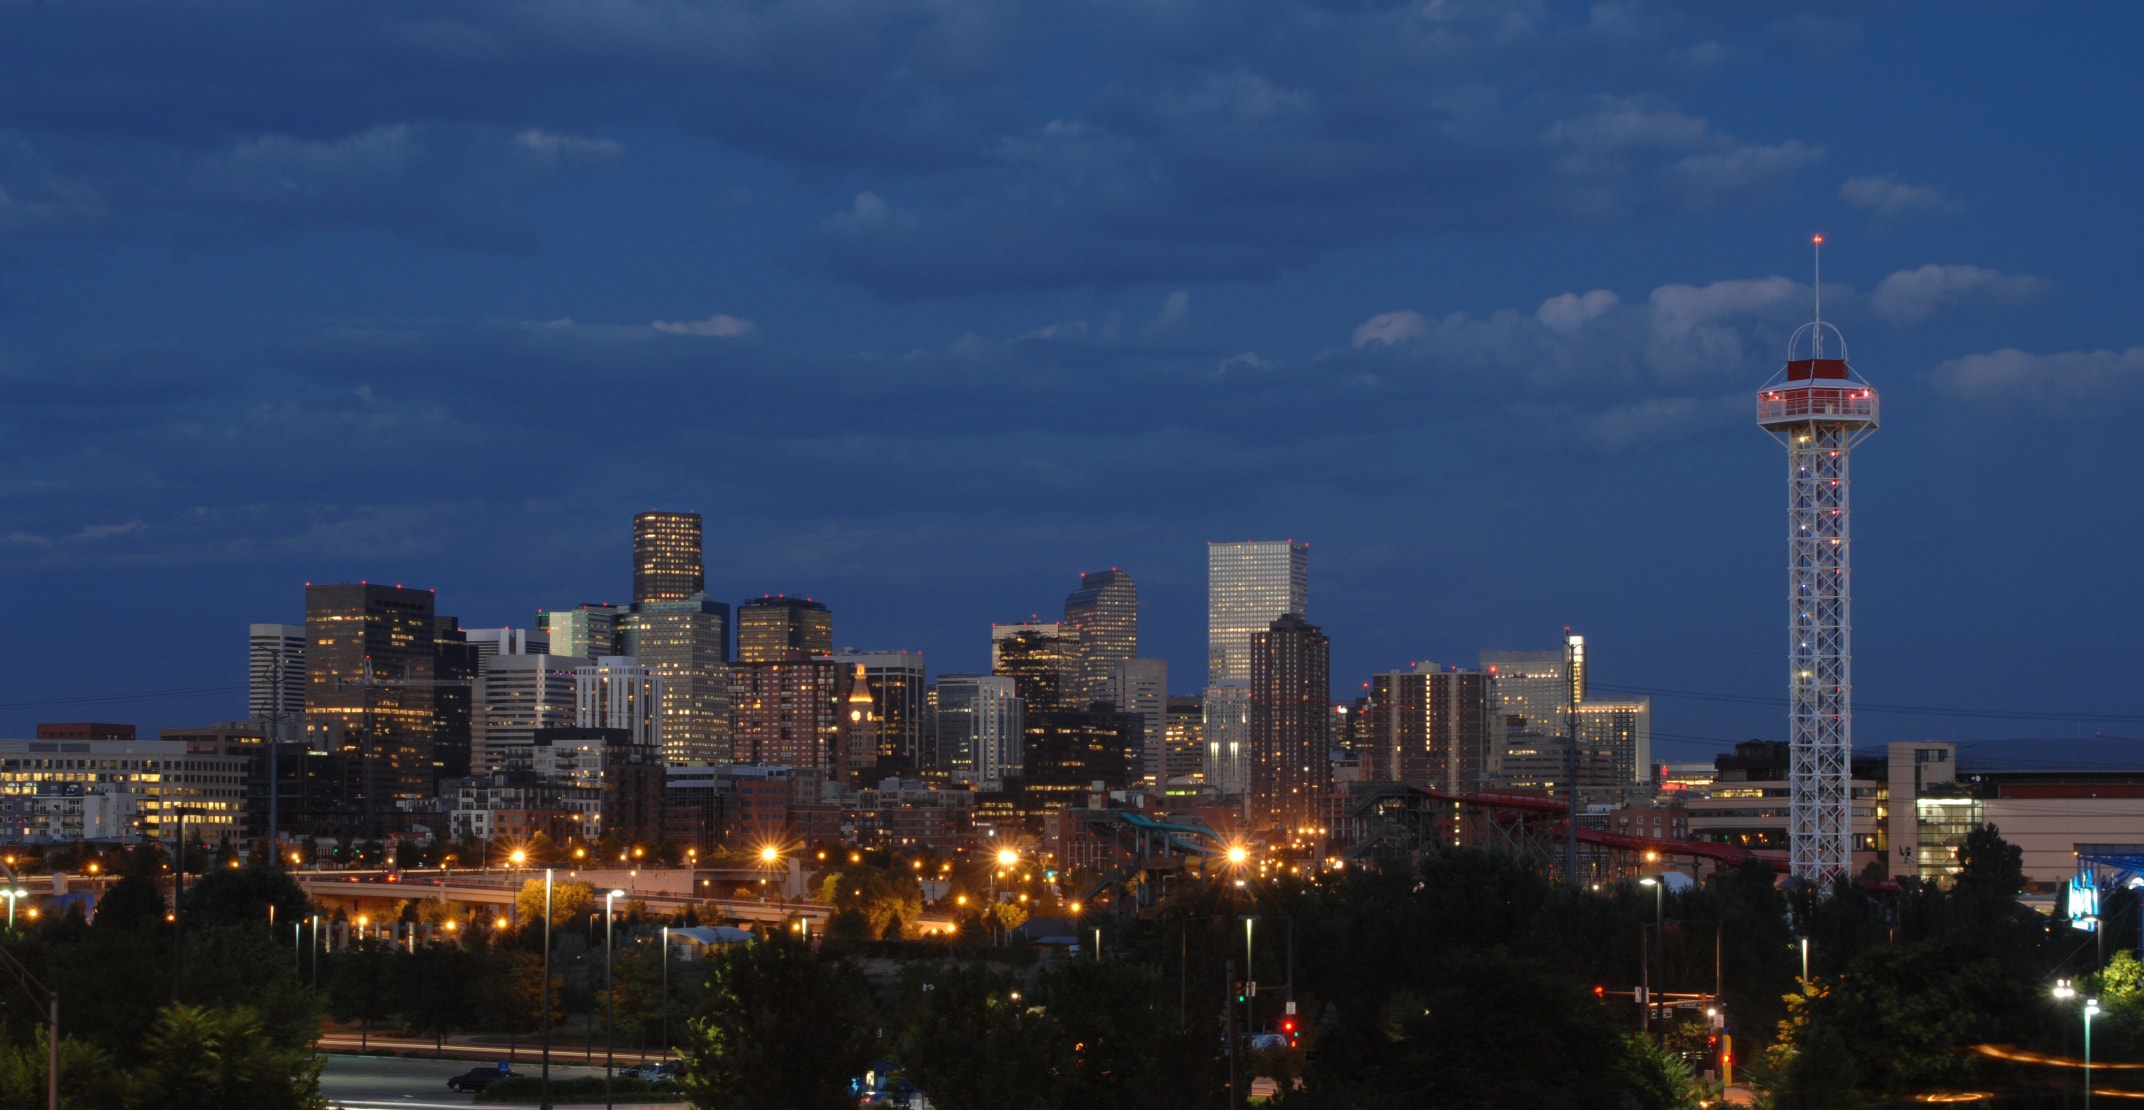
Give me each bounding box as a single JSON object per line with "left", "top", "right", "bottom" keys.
{"left": 1063, "top": 569, "right": 1138, "bottom": 705}
{"left": 993, "top": 624, "right": 1075, "bottom": 713}
{"left": 1482, "top": 635, "right": 1647, "bottom": 787}
{"left": 1203, "top": 683, "right": 1251, "bottom": 796}
{"left": 464, "top": 626, "right": 548, "bottom": 661}
{"left": 248, "top": 624, "right": 306, "bottom": 733}
{"left": 731, "top": 657, "right": 839, "bottom": 774}
{"left": 1164, "top": 696, "right": 1205, "bottom": 788}
{"left": 432, "top": 617, "right": 478, "bottom": 781}
{"left": 1573, "top": 699, "right": 1652, "bottom": 785}
{"left": 831, "top": 651, "right": 928, "bottom": 775}
{"left": 1020, "top": 708, "right": 1142, "bottom": 807}
{"left": 1364, "top": 665, "right": 1493, "bottom": 793}
{"left": 575, "top": 656, "right": 663, "bottom": 750}
{"left": 304, "top": 583, "right": 439, "bottom": 811}
{"left": 633, "top": 511, "right": 705, "bottom": 604}
{"left": 1207, "top": 540, "right": 1308, "bottom": 685}
{"left": 1756, "top": 255, "right": 1879, "bottom": 889}
{"left": 1479, "top": 643, "right": 1576, "bottom": 739}
{"left": 620, "top": 597, "right": 732, "bottom": 765}
{"left": 1249, "top": 614, "right": 1330, "bottom": 830}
{"left": 473, "top": 653, "right": 591, "bottom": 773}
{"left": 736, "top": 596, "right": 833, "bottom": 662}
{"left": 540, "top": 605, "right": 624, "bottom": 660}
{"left": 934, "top": 675, "right": 1024, "bottom": 790}
{"left": 1107, "top": 658, "right": 1168, "bottom": 786}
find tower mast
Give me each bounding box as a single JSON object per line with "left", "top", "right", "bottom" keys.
{"left": 1756, "top": 237, "right": 1879, "bottom": 890}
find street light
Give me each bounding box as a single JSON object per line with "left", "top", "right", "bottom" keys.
{"left": 1640, "top": 878, "right": 1665, "bottom": 1043}
{"left": 605, "top": 889, "right": 625, "bottom": 1110}
{"left": 540, "top": 868, "right": 554, "bottom": 1110}
{"left": 2087, "top": 996, "right": 2101, "bottom": 1110}
{"left": 1, "top": 889, "right": 27, "bottom": 930}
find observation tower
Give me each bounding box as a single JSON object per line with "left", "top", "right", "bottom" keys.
{"left": 1756, "top": 236, "right": 1878, "bottom": 889}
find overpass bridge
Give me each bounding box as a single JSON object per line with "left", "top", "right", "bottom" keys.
{"left": 292, "top": 868, "right": 841, "bottom": 929}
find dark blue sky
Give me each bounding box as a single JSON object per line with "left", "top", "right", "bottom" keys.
{"left": 5, "top": 2, "right": 2142, "bottom": 763}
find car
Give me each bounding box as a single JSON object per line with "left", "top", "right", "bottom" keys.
{"left": 446, "top": 1066, "right": 517, "bottom": 1092}
{"left": 621, "top": 1061, "right": 682, "bottom": 1081}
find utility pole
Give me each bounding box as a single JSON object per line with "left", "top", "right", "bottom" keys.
{"left": 172, "top": 807, "right": 189, "bottom": 1003}
{"left": 1224, "top": 958, "right": 1240, "bottom": 1110}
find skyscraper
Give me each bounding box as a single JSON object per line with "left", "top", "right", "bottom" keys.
{"left": 473, "top": 652, "right": 591, "bottom": 772}
{"left": 1249, "top": 614, "right": 1330, "bottom": 829}
{"left": 831, "top": 651, "right": 928, "bottom": 775}
{"left": 1107, "top": 658, "right": 1168, "bottom": 786}
{"left": 736, "top": 596, "right": 833, "bottom": 662}
{"left": 432, "top": 616, "right": 478, "bottom": 781}
{"left": 540, "top": 605, "right": 624, "bottom": 660}
{"left": 619, "top": 597, "right": 732, "bottom": 765}
{"left": 731, "top": 657, "right": 839, "bottom": 774}
{"left": 633, "top": 511, "right": 704, "bottom": 604}
{"left": 248, "top": 623, "right": 306, "bottom": 733}
{"left": 1207, "top": 540, "right": 1308, "bottom": 685}
{"left": 1203, "top": 684, "right": 1251, "bottom": 796}
{"left": 837, "top": 663, "right": 879, "bottom": 787}
{"left": 1164, "top": 695, "right": 1205, "bottom": 787}
{"left": 992, "top": 624, "right": 1075, "bottom": 713}
{"left": 304, "top": 583, "right": 439, "bottom": 812}
{"left": 1364, "top": 665, "right": 1493, "bottom": 793}
{"left": 934, "top": 674, "right": 1024, "bottom": 790}
{"left": 1063, "top": 569, "right": 1138, "bottom": 705}
{"left": 576, "top": 656, "right": 663, "bottom": 750}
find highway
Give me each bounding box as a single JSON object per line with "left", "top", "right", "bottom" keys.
{"left": 320, "top": 1053, "right": 676, "bottom": 1109}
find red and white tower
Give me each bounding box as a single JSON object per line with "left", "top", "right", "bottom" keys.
{"left": 1756, "top": 237, "right": 1878, "bottom": 889}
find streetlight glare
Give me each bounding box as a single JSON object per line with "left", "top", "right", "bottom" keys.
{"left": 760, "top": 846, "right": 780, "bottom": 863}
{"left": 996, "top": 849, "right": 1018, "bottom": 866}
{"left": 1226, "top": 846, "right": 1248, "bottom": 864}
{"left": 610, "top": 889, "right": 626, "bottom": 899}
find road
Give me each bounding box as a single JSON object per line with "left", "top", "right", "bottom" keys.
{"left": 320, "top": 1052, "right": 613, "bottom": 1110}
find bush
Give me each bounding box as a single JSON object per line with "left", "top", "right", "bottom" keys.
{"left": 475, "top": 1074, "right": 680, "bottom": 1102}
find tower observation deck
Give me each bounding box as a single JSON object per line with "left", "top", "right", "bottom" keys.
{"left": 1757, "top": 239, "right": 1877, "bottom": 890}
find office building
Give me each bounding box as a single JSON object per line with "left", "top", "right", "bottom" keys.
{"left": 540, "top": 605, "right": 624, "bottom": 660}
{"left": 0, "top": 737, "right": 246, "bottom": 846}
{"left": 1164, "top": 695, "right": 1205, "bottom": 787}
{"left": 1480, "top": 640, "right": 1580, "bottom": 739}
{"left": 993, "top": 623, "right": 1075, "bottom": 713}
{"left": 575, "top": 657, "right": 663, "bottom": 749}
{"left": 935, "top": 675, "right": 1024, "bottom": 790}
{"left": 464, "top": 626, "right": 548, "bottom": 661}
{"left": 248, "top": 624, "right": 306, "bottom": 732}
{"left": 473, "top": 653, "right": 591, "bottom": 773}
{"left": 1020, "top": 708, "right": 1143, "bottom": 808}
{"left": 1573, "top": 699, "right": 1651, "bottom": 785}
{"left": 1482, "top": 636, "right": 1647, "bottom": 785}
{"left": 633, "top": 511, "right": 705, "bottom": 604}
{"left": 1203, "top": 683, "right": 1251, "bottom": 796}
{"left": 431, "top": 617, "right": 478, "bottom": 781}
{"left": 1207, "top": 540, "right": 1308, "bottom": 685}
{"left": 831, "top": 651, "right": 929, "bottom": 774}
{"left": 1063, "top": 569, "right": 1138, "bottom": 705}
{"left": 1106, "top": 658, "right": 1168, "bottom": 786}
{"left": 736, "top": 596, "right": 833, "bottom": 662}
{"left": 304, "top": 583, "right": 439, "bottom": 811}
{"left": 1364, "top": 665, "right": 1494, "bottom": 792}
{"left": 1686, "top": 740, "right": 1886, "bottom": 878}
{"left": 620, "top": 597, "right": 733, "bottom": 765}
{"left": 1249, "top": 614, "right": 1331, "bottom": 830}
{"left": 731, "top": 657, "right": 839, "bottom": 774}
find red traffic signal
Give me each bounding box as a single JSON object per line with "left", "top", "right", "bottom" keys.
{"left": 1593, "top": 985, "right": 1605, "bottom": 999}
{"left": 1279, "top": 1017, "right": 1299, "bottom": 1046}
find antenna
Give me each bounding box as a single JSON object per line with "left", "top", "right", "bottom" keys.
{"left": 1812, "top": 234, "right": 1824, "bottom": 358}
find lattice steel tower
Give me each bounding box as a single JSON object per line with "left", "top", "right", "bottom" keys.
{"left": 1756, "top": 236, "right": 1879, "bottom": 889}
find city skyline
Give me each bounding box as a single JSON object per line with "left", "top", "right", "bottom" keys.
{"left": 6, "top": 6, "right": 2143, "bottom": 765}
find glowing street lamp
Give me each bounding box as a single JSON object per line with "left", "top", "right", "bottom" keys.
{"left": 0, "top": 889, "right": 26, "bottom": 929}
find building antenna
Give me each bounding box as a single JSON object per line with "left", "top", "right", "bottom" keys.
{"left": 1812, "top": 234, "right": 1824, "bottom": 358}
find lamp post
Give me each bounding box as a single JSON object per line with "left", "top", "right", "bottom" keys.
{"left": 660, "top": 925, "right": 670, "bottom": 1057}
{"left": 605, "top": 889, "right": 624, "bottom": 1110}
{"left": 540, "top": 867, "right": 553, "bottom": 1110}
{"left": 1, "top": 888, "right": 25, "bottom": 930}
{"left": 2086, "top": 996, "right": 2100, "bottom": 1110}
{"left": 1640, "top": 877, "right": 1665, "bottom": 1042}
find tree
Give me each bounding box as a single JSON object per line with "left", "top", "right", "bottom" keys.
{"left": 398, "top": 943, "right": 484, "bottom": 1053}
{"left": 900, "top": 964, "right": 1065, "bottom": 1110}
{"left": 676, "top": 936, "right": 876, "bottom": 1110}
{"left": 175, "top": 862, "right": 308, "bottom": 932}
{"left": 0, "top": 1030, "right": 126, "bottom": 1110}
{"left": 126, "top": 1003, "right": 325, "bottom": 1110}
{"left": 515, "top": 879, "right": 596, "bottom": 930}
{"left": 324, "top": 941, "right": 397, "bottom": 1050}
{"left": 819, "top": 867, "right": 922, "bottom": 941}
{"left": 1034, "top": 958, "right": 1216, "bottom": 1108}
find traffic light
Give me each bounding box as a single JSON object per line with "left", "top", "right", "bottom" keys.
{"left": 1279, "top": 1017, "right": 1298, "bottom": 1047}
{"left": 1593, "top": 984, "right": 1605, "bottom": 999}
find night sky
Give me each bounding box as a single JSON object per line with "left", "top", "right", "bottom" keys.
{"left": 5, "top": 2, "right": 2141, "bottom": 764}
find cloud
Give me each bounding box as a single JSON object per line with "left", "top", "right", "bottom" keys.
{"left": 1536, "top": 289, "right": 1619, "bottom": 334}
{"left": 1839, "top": 173, "right": 1960, "bottom": 218}
{"left": 1869, "top": 265, "right": 2046, "bottom": 326}
{"left": 1927, "top": 347, "right": 2144, "bottom": 411}
{"left": 1353, "top": 311, "right": 1431, "bottom": 348}
{"left": 1139, "top": 291, "right": 1191, "bottom": 341}
{"left": 652, "top": 314, "right": 758, "bottom": 338}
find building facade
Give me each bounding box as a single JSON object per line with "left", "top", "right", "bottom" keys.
{"left": 248, "top": 624, "right": 306, "bottom": 732}
{"left": 575, "top": 657, "right": 663, "bottom": 749}
{"left": 1207, "top": 540, "right": 1309, "bottom": 685}
{"left": 1249, "top": 614, "right": 1331, "bottom": 830}
{"left": 540, "top": 605, "right": 624, "bottom": 660}
{"left": 0, "top": 738, "right": 246, "bottom": 846}
{"left": 830, "top": 651, "right": 929, "bottom": 775}
{"left": 1107, "top": 658, "right": 1168, "bottom": 786}
{"left": 633, "top": 511, "right": 705, "bottom": 604}
{"left": 993, "top": 624, "right": 1075, "bottom": 714}
{"left": 731, "top": 658, "right": 839, "bottom": 775}
{"left": 304, "top": 583, "right": 439, "bottom": 809}
{"left": 736, "top": 596, "right": 833, "bottom": 662}
{"left": 620, "top": 597, "right": 732, "bottom": 765}
{"left": 1063, "top": 569, "right": 1138, "bottom": 705}
{"left": 934, "top": 674, "right": 1024, "bottom": 790}
{"left": 473, "top": 653, "right": 590, "bottom": 773}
